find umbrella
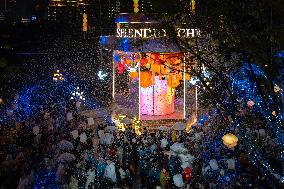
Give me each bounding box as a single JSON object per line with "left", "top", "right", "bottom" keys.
{"left": 159, "top": 126, "right": 169, "bottom": 131}
{"left": 57, "top": 153, "right": 76, "bottom": 163}
{"left": 173, "top": 174, "right": 185, "bottom": 187}
{"left": 105, "top": 126, "right": 116, "bottom": 132}
{"left": 170, "top": 143, "right": 188, "bottom": 154}
{"left": 172, "top": 122, "right": 186, "bottom": 131}
{"left": 58, "top": 140, "right": 74, "bottom": 151}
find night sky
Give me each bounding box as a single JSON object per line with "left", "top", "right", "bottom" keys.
{"left": 15, "top": 0, "right": 47, "bottom": 18}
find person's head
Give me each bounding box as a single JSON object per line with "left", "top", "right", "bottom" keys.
{"left": 106, "top": 159, "right": 111, "bottom": 165}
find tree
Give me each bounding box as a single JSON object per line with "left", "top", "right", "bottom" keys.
{"left": 128, "top": 0, "right": 284, "bottom": 185}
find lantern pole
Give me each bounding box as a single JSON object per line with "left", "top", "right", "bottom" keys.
{"left": 112, "top": 53, "right": 115, "bottom": 99}
{"left": 195, "top": 85, "right": 198, "bottom": 118}
{"left": 183, "top": 59, "right": 186, "bottom": 119}
{"left": 138, "top": 59, "right": 141, "bottom": 120}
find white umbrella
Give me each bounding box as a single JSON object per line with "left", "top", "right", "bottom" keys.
{"left": 172, "top": 122, "right": 186, "bottom": 131}
{"left": 161, "top": 138, "right": 168, "bottom": 148}
{"left": 105, "top": 126, "right": 117, "bottom": 132}
{"left": 173, "top": 174, "right": 185, "bottom": 187}
{"left": 158, "top": 126, "right": 169, "bottom": 131}
{"left": 58, "top": 140, "right": 74, "bottom": 151}
{"left": 57, "top": 153, "right": 76, "bottom": 163}
{"left": 70, "top": 130, "right": 79, "bottom": 139}
{"left": 79, "top": 132, "right": 87, "bottom": 143}
{"left": 33, "top": 126, "right": 40, "bottom": 135}
{"left": 170, "top": 143, "right": 187, "bottom": 154}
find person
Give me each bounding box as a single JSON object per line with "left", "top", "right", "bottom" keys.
{"left": 160, "top": 168, "right": 169, "bottom": 189}
{"left": 183, "top": 166, "right": 192, "bottom": 186}
{"left": 85, "top": 167, "right": 96, "bottom": 189}
{"left": 118, "top": 164, "right": 127, "bottom": 188}
{"left": 104, "top": 160, "right": 117, "bottom": 186}
{"left": 17, "top": 166, "right": 33, "bottom": 189}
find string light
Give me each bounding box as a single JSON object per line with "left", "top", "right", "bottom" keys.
{"left": 98, "top": 70, "right": 107, "bottom": 80}
{"left": 52, "top": 70, "right": 64, "bottom": 81}
{"left": 71, "top": 86, "right": 85, "bottom": 101}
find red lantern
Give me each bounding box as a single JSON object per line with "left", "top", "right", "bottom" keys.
{"left": 155, "top": 53, "right": 161, "bottom": 64}
{"left": 140, "top": 58, "right": 148, "bottom": 66}
{"left": 118, "top": 63, "right": 124, "bottom": 74}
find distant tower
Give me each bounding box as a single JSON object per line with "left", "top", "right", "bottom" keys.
{"left": 118, "top": 0, "right": 153, "bottom": 13}
{"left": 47, "top": 0, "right": 92, "bottom": 32}
{"left": 0, "top": 0, "right": 16, "bottom": 12}
{"left": 138, "top": 0, "right": 153, "bottom": 13}
{"left": 47, "top": 0, "right": 67, "bottom": 21}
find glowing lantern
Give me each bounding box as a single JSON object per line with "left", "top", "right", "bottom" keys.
{"left": 129, "top": 71, "right": 138, "bottom": 79}
{"left": 133, "top": 0, "right": 139, "bottom": 13}
{"left": 190, "top": 0, "right": 195, "bottom": 13}
{"left": 167, "top": 72, "right": 180, "bottom": 88}
{"left": 151, "top": 63, "right": 161, "bottom": 74}
{"left": 140, "top": 58, "right": 148, "bottom": 66}
{"left": 173, "top": 57, "right": 181, "bottom": 64}
{"left": 82, "top": 13, "right": 87, "bottom": 32}
{"left": 177, "top": 72, "right": 183, "bottom": 80}
{"left": 185, "top": 73, "right": 191, "bottom": 81}
{"left": 145, "top": 63, "right": 151, "bottom": 69}
{"left": 118, "top": 63, "right": 124, "bottom": 74}
{"left": 222, "top": 133, "right": 238, "bottom": 149}
{"left": 155, "top": 53, "right": 161, "bottom": 63}
{"left": 140, "top": 71, "right": 153, "bottom": 88}
{"left": 160, "top": 65, "right": 168, "bottom": 75}
{"left": 125, "top": 58, "right": 132, "bottom": 65}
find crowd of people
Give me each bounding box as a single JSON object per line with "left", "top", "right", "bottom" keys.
{"left": 0, "top": 100, "right": 281, "bottom": 189}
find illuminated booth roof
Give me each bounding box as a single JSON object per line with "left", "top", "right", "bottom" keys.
{"left": 102, "top": 37, "right": 182, "bottom": 53}
{"left": 102, "top": 13, "right": 196, "bottom": 122}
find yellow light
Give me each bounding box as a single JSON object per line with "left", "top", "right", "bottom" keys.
{"left": 82, "top": 13, "right": 88, "bottom": 32}
{"left": 222, "top": 133, "right": 238, "bottom": 148}
{"left": 166, "top": 86, "right": 175, "bottom": 104}
{"left": 185, "top": 114, "right": 197, "bottom": 133}
{"left": 133, "top": 0, "right": 139, "bottom": 13}
{"left": 119, "top": 115, "right": 126, "bottom": 119}
{"left": 112, "top": 113, "right": 127, "bottom": 132}
{"left": 190, "top": 0, "right": 195, "bottom": 13}
{"left": 132, "top": 117, "right": 141, "bottom": 135}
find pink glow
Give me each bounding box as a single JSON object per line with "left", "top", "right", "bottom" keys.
{"left": 140, "top": 76, "right": 174, "bottom": 115}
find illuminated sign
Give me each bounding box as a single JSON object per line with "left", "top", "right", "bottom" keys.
{"left": 116, "top": 28, "right": 200, "bottom": 38}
